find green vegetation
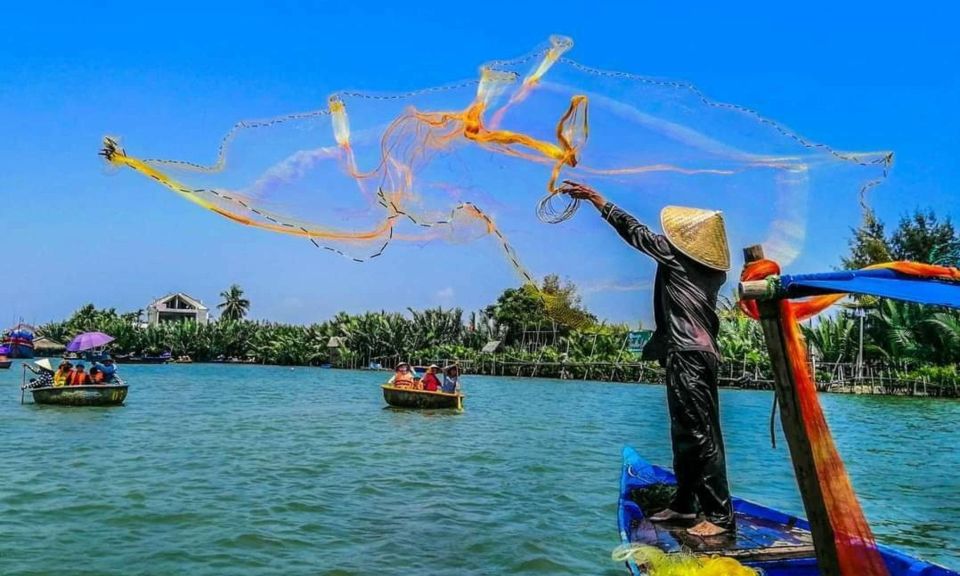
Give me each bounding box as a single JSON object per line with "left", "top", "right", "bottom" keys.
{"left": 36, "top": 275, "right": 641, "bottom": 380}
{"left": 35, "top": 208, "right": 959, "bottom": 396}
{"left": 218, "top": 284, "right": 251, "bottom": 321}
{"left": 838, "top": 209, "right": 960, "bottom": 361}
{"left": 806, "top": 208, "right": 960, "bottom": 395}
{"left": 845, "top": 207, "right": 959, "bottom": 268}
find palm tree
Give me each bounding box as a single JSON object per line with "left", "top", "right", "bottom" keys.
{"left": 70, "top": 303, "right": 99, "bottom": 333}
{"left": 868, "top": 299, "right": 960, "bottom": 365}
{"left": 802, "top": 314, "right": 857, "bottom": 364}
{"left": 926, "top": 311, "right": 960, "bottom": 364}
{"left": 37, "top": 322, "right": 71, "bottom": 346}
{"left": 409, "top": 307, "right": 464, "bottom": 351}
{"left": 140, "top": 324, "right": 169, "bottom": 356}
{"left": 218, "top": 285, "right": 250, "bottom": 321}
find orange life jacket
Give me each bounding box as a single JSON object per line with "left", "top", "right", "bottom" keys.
{"left": 68, "top": 370, "right": 89, "bottom": 386}
{"left": 392, "top": 371, "right": 415, "bottom": 388}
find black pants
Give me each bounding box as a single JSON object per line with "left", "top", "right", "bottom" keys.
{"left": 665, "top": 350, "right": 734, "bottom": 530}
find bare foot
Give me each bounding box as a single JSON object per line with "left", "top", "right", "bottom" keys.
{"left": 649, "top": 509, "right": 697, "bottom": 522}
{"left": 686, "top": 520, "right": 730, "bottom": 536}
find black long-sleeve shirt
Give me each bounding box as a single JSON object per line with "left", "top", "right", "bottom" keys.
{"left": 601, "top": 202, "right": 725, "bottom": 362}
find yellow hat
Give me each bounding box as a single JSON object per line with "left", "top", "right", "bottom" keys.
{"left": 660, "top": 206, "right": 731, "bottom": 271}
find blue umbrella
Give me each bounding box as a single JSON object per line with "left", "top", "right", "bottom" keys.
{"left": 66, "top": 332, "right": 115, "bottom": 352}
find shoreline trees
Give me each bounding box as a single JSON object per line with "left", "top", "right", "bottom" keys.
{"left": 33, "top": 209, "right": 959, "bottom": 396}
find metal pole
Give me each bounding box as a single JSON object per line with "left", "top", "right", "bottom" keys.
{"left": 857, "top": 308, "right": 865, "bottom": 380}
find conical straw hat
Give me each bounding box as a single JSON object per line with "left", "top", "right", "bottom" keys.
{"left": 660, "top": 206, "right": 731, "bottom": 271}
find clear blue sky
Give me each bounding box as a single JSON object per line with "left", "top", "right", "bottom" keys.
{"left": 1, "top": 1, "right": 957, "bottom": 327}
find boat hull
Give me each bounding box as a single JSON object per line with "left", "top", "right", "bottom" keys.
{"left": 618, "top": 446, "right": 956, "bottom": 575}
{"left": 30, "top": 385, "right": 128, "bottom": 406}
{"left": 381, "top": 385, "right": 463, "bottom": 410}
{"left": 0, "top": 360, "right": 11, "bottom": 369}
{"left": 3, "top": 343, "right": 34, "bottom": 359}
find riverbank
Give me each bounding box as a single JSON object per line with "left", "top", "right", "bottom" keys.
{"left": 34, "top": 301, "right": 960, "bottom": 399}
{"left": 316, "top": 357, "right": 960, "bottom": 398}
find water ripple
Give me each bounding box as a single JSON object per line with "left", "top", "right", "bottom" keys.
{"left": 1, "top": 364, "right": 957, "bottom": 574}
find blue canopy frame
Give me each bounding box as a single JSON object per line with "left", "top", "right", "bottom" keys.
{"left": 780, "top": 269, "right": 960, "bottom": 309}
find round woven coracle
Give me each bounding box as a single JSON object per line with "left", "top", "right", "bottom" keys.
{"left": 660, "top": 206, "right": 731, "bottom": 271}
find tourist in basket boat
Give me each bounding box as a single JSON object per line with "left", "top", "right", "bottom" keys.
{"left": 90, "top": 366, "right": 105, "bottom": 384}
{"left": 53, "top": 361, "right": 71, "bottom": 387}
{"left": 67, "top": 363, "right": 90, "bottom": 386}
{"left": 421, "top": 365, "right": 441, "bottom": 391}
{"left": 92, "top": 356, "right": 117, "bottom": 383}
{"left": 441, "top": 365, "right": 460, "bottom": 393}
{"left": 388, "top": 362, "right": 416, "bottom": 389}
{"left": 560, "top": 181, "right": 734, "bottom": 537}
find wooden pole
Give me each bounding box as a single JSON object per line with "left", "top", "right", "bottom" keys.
{"left": 741, "top": 245, "right": 841, "bottom": 576}
{"left": 739, "top": 279, "right": 777, "bottom": 300}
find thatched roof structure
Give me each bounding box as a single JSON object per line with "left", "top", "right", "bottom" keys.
{"left": 33, "top": 336, "right": 65, "bottom": 354}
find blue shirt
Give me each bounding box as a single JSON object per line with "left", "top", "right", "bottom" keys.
{"left": 441, "top": 376, "right": 458, "bottom": 393}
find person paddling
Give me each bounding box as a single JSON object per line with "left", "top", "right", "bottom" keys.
{"left": 25, "top": 358, "right": 55, "bottom": 388}
{"left": 441, "top": 365, "right": 460, "bottom": 393}
{"left": 560, "top": 181, "right": 735, "bottom": 537}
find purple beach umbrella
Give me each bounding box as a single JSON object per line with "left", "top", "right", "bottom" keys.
{"left": 66, "top": 331, "right": 115, "bottom": 352}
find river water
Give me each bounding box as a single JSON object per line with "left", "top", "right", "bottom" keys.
{"left": 1, "top": 363, "right": 957, "bottom": 575}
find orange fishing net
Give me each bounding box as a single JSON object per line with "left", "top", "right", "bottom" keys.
{"left": 738, "top": 259, "right": 960, "bottom": 576}
{"left": 101, "top": 36, "right": 892, "bottom": 328}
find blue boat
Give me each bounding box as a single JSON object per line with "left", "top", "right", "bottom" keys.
{"left": 1, "top": 324, "right": 35, "bottom": 359}
{"left": 617, "top": 446, "right": 956, "bottom": 576}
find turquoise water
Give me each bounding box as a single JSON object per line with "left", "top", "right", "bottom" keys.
{"left": 1, "top": 363, "right": 957, "bottom": 575}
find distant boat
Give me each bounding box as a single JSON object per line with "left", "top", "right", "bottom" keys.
{"left": 2, "top": 324, "right": 35, "bottom": 359}
{"left": 113, "top": 352, "right": 172, "bottom": 364}
{"left": 26, "top": 332, "right": 129, "bottom": 406}
{"left": 381, "top": 384, "right": 464, "bottom": 410}
{"left": 211, "top": 355, "right": 259, "bottom": 364}
{"left": 0, "top": 357, "right": 11, "bottom": 369}
{"left": 29, "top": 384, "right": 128, "bottom": 407}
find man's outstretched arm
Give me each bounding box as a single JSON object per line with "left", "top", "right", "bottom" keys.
{"left": 558, "top": 181, "right": 675, "bottom": 264}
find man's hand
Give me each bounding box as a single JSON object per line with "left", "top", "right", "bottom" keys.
{"left": 558, "top": 180, "right": 606, "bottom": 211}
